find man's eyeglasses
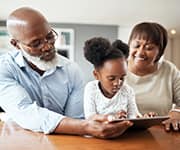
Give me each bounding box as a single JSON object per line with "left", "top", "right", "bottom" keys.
{"left": 19, "top": 29, "right": 58, "bottom": 50}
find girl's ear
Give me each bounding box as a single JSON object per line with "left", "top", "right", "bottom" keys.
{"left": 10, "top": 39, "right": 21, "bottom": 49}
{"left": 93, "top": 69, "right": 99, "bottom": 80}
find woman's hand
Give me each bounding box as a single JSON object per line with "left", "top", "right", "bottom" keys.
{"left": 162, "top": 111, "right": 180, "bottom": 131}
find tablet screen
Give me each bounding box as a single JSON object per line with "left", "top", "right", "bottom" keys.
{"left": 109, "top": 116, "right": 169, "bottom": 129}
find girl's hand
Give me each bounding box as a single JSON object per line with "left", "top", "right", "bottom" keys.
{"left": 116, "top": 110, "right": 127, "bottom": 119}
{"left": 143, "top": 112, "right": 158, "bottom": 118}
{"left": 106, "top": 111, "right": 127, "bottom": 122}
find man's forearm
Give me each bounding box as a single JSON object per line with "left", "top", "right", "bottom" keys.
{"left": 53, "top": 115, "right": 133, "bottom": 139}
{"left": 53, "top": 117, "right": 88, "bottom": 135}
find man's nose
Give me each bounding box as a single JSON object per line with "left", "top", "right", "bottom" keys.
{"left": 41, "top": 42, "right": 54, "bottom": 52}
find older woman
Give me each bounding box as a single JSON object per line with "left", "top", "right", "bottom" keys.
{"left": 123, "top": 22, "right": 180, "bottom": 131}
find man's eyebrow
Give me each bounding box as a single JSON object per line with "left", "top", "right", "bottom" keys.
{"left": 28, "top": 31, "right": 53, "bottom": 44}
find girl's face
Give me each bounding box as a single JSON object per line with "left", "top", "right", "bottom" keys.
{"left": 128, "top": 38, "right": 159, "bottom": 74}
{"left": 94, "top": 58, "right": 127, "bottom": 98}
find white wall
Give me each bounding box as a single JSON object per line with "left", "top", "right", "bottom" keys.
{"left": 164, "top": 38, "right": 172, "bottom": 61}
{"left": 163, "top": 36, "right": 180, "bottom": 69}
{"left": 118, "top": 26, "right": 133, "bottom": 43}
{"left": 171, "top": 37, "right": 180, "bottom": 69}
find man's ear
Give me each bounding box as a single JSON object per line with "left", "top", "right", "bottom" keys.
{"left": 93, "top": 69, "right": 99, "bottom": 80}
{"left": 10, "top": 39, "right": 21, "bottom": 49}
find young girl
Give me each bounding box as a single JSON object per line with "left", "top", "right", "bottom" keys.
{"left": 83, "top": 37, "right": 140, "bottom": 120}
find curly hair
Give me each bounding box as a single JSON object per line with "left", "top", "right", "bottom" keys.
{"left": 112, "top": 39, "right": 129, "bottom": 58}
{"left": 84, "top": 37, "right": 125, "bottom": 68}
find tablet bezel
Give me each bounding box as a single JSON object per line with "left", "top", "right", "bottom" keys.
{"left": 109, "top": 116, "right": 169, "bottom": 129}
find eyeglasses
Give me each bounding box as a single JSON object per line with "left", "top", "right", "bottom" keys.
{"left": 19, "top": 29, "right": 58, "bottom": 50}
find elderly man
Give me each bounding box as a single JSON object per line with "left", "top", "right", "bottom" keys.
{"left": 0, "top": 7, "right": 132, "bottom": 138}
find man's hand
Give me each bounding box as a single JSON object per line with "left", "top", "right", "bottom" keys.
{"left": 85, "top": 114, "right": 133, "bottom": 139}
{"left": 162, "top": 111, "right": 180, "bottom": 131}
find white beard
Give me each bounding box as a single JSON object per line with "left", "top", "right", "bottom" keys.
{"left": 21, "top": 49, "right": 59, "bottom": 71}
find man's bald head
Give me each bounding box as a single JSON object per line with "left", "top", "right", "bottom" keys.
{"left": 7, "top": 7, "right": 49, "bottom": 40}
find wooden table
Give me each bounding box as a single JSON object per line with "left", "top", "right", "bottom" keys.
{"left": 0, "top": 121, "right": 179, "bottom": 150}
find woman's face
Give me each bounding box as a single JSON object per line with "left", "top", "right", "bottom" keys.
{"left": 128, "top": 38, "right": 159, "bottom": 71}
{"left": 94, "top": 58, "right": 127, "bottom": 98}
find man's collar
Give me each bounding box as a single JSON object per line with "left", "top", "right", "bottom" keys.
{"left": 14, "top": 51, "right": 26, "bottom": 68}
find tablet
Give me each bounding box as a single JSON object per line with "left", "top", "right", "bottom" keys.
{"left": 109, "top": 116, "right": 169, "bottom": 129}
